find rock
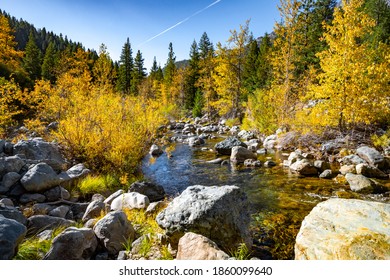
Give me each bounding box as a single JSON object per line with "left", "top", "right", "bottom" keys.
{"left": 48, "top": 205, "right": 70, "bottom": 219}
{"left": 188, "top": 136, "right": 205, "bottom": 147}
{"left": 0, "top": 206, "right": 27, "bottom": 225}
{"left": 339, "top": 154, "right": 366, "bottom": 166}
{"left": 3, "top": 141, "right": 13, "bottom": 155}
{"left": 91, "top": 193, "right": 105, "bottom": 202}
{"left": 3, "top": 156, "right": 25, "bottom": 174}
{"left": 149, "top": 144, "right": 163, "bottom": 157}
{"left": 321, "top": 141, "right": 342, "bottom": 154}
{"left": 145, "top": 201, "right": 168, "bottom": 216}
{"left": 156, "top": 185, "right": 252, "bottom": 251}
{"left": 244, "top": 159, "right": 262, "bottom": 167}
{"left": 19, "top": 193, "right": 46, "bottom": 204}
{"left": 246, "top": 139, "right": 261, "bottom": 152}
{"left": 263, "top": 134, "right": 277, "bottom": 150}
{"left": 93, "top": 211, "right": 135, "bottom": 255}
{"left": 319, "top": 169, "right": 334, "bottom": 179}
{"left": 7, "top": 183, "right": 25, "bottom": 197}
{"left": 20, "top": 163, "right": 61, "bottom": 192}
{"left": 82, "top": 200, "right": 106, "bottom": 222}
{"left": 256, "top": 148, "right": 267, "bottom": 155}
{"left": 339, "top": 165, "right": 356, "bottom": 175}
{"left": 103, "top": 189, "right": 124, "bottom": 206}
{"left": 206, "top": 158, "right": 224, "bottom": 164}
{"left": 295, "top": 198, "right": 390, "bottom": 260}
{"left": 284, "top": 151, "right": 303, "bottom": 167}
{"left": 128, "top": 181, "right": 165, "bottom": 202}
{"left": 230, "top": 146, "right": 257, "bottom": 164}
{"left": 0, "top": 139, "right": 4, "bottom": 154}
{"left": 70, "top": 203, "right": 89, "bottom": 221}
{"left": 43, "top": 186, "right": 70, "bottom": 202}
{"left": 27, "top": 215, "right": 75, "bottom": 236}
{"left": 345, "top": 173, "right": 382, "bottom": 194}
{"left": 314, "top": 160, "right": 331, "bottom": 172}
{"left": 176, "top": 232, "right": 229, "bottom": 260}
{"left": 355, "top": 163, "right": 388, "bottom": 179}
{"left": 0, "top": 198, "right": 14, "bottom": 207}
{"left": 37, "top": 229, "right": 54, "bottom": 241}
{"left": 356, "top": 146, "right": 384, "bottom": 169}
{"left": 111, "top": 192, "right": 150, "bottom": 211}
{"left": 214, "top": 137, "right": 247, "bottom": 155}
{"left": 0, "top": 172, "right": 21, "bottom": 194}
{"left": 237, "top": 130, "right": 255, "bottom": 141}
{"left": 30, "top": 203, "right": 54, "bottom": 216}
{"left": 13, "top": 138, "right": 66, "bottom": 171}
{"left": 264, "top": 160, "right": 277, "bottom": 168}
{"left": 0, "top": 216, "right": 27, "bottom": 259}
{"left": 289, "top": 159, "right": 318, "bottom": 176}
{"left": 59, "top": 163, "right": 91, "bottom": 186}
{"left": 44, "top": 227, "right": 98, "bottom": 260}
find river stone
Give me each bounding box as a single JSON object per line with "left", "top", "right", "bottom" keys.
{"left": 289, "top": 159, "right": 318, "bottom": 176}
{"left": 3, "top": 156, "right": 25, "bottom": 174}
{"left": 0, "top": 198, "right": 14, "bottom": 207}
{"left": 27, "top": 215, "right": 75, "bottom": 236}
{"left": 345, "top": 173, "right": 378, "bottom": 193}
{"left": 230, "top": 146, "right": 257, "bottom": 164}
{"left": 82, "top": 200, "right": 106, "bottom": 222}
{"left": 44, "top": 227, "right": 98, "bottom": 260}
{"left": 244, "top": 159, "right": 262, "bottom": 167}
{"left": 150, "top": 144, "right": 163, "bottom": 157}
{"left": 111, "top": 192, "right": 150, "bottom": 211}
{"left": 314, "top": 160, "right": 331, "bottom": 172}
{"left": 43, "top": 186, "right": 70, "bottom": 202}
{"left": 355, "top": 163, "right": 388, "bottom": 179}
{"left": 356, "top": 146, "right": 384, "bottom": 169}
{"left": 207, "top": 158, "right": 224, "bottom": 164}
{"left": 128, "top": 181, "right": 165, "bottom": 202}
{"left": 237, "top": 130, "right": 255, "bottom": 141}
{"left": 0, "top": 215, "right": 27, "bottom": 260}
{"left": 188, "top": 136, "right": 205, "bottom": 147}
{"left": 339, "top": 165, "right": 356, "bottom": 175}
{"left": 339, "top": 154, "right": 366, "bottom": 166}
{"left": 13, "top": 138, "right": 66, "bottom": 171}
{"left": 19, "top": 193, "right": 46, "bottom": 204}
{"left": 103, "top": 189, "right": 124, "bottom": 206}
{"left": 319, "top": 169, "right": 334, "bottom": 179}
{"left": 48, "top": 205, "right": 70, "bottom": 219}
{"left": 295, "top": 198, "right": 390, "bottom": 260}
{"left": 20, "top": 163, "right": 61, "bottom": 192}
{"left": 176, "top": 232, "right": 230, "bottom": 260}
{"left": 214, "top": 137, "right": 247, "bottom": 155}
{"left": 93, "top": 211, "right": 135, "bottom": 255}
{"left": 0, "top": 206, "right": 27, "bottom": 225}
{"left": 156, "top": 185, "right": 252, "bottom": 251}
{"left": 0, "top": 172, "right": 21, "bottom": 194}
{"left": 263, "top": 134, "right": 277, "bottom": 150}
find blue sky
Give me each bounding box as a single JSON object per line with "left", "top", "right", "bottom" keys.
{"left": 0, "top": 0, "right": 281, "bottom": 70}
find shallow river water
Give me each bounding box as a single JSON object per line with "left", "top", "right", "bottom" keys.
{"left": 141, "top": 134, "right": 389, "bottom": 259}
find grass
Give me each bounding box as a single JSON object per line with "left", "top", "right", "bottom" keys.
{"left": 159, "top": 245, "right": 174, "bottom": 260}
{"left": 14, "top": 226, "right": 67, "bottom": 260}
{"left": 124, "top": 208, "right": 164, "bottom": 236}
{"left": 229, "top": 243, "right": 252, "bottom": 260}
{"left": 77, "top": 174, "right": 119, "bottom": 196}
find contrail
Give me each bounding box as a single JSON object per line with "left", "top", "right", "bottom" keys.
{"left": 138, "top": 0, "right": 222, "bottom": 47}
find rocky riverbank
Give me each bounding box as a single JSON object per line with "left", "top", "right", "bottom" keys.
{"left": 1, "top": 117, "right": 389, "bottom": 260}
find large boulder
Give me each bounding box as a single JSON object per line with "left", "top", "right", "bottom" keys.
{"left": 93, "top": 211, "right": 135, "bottom": 255}
{"left": 295, "top": 198, "right": 390, "bottom": 260}
{"left": 156, "top": 185, "right": 252, "bottom": 251}
{"left": 20, "top": 163, "right": 61, "bottom": 192}
{"left": 230, "top": 146, "right": 257, "bottom": 164}
{"left": 2, "top": 156, "right": 25, "bottom": 174}
{"left": 0, "top": 215, "right": 27, "bottom": 259}
{"left": 111, "top": 192, "right": 150, "bottom": 211}
{"left": 356, "top": 146, "right": 384, "bottom": 169}
{"left": 176, "top": 232, "right": 230, "bottom": 260}
{"left": 0, "top": 206, "right": 27, "bottom": 225}
{"left": 214, "top": 137, "right": 247, "bottom": 155}
{"left": 128, "top": 181, "right": 165, "bottom": 202}
{"left": 82, "top": 200, "right": 106, "bottom": 222}
{"left": 13, "top": 138, "right": 66, "bottom": 171}
{"left": 44, "top": 227, "right": 98, "bottom": 260}
{"left": 289, "top": 159, "right": 318, "bottom": 176}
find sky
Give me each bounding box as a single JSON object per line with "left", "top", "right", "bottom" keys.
{"left": 0, "top": 0, "right": 281, "bottom": 71}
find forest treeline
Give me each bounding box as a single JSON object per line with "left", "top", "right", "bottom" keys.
{"left": 1, "top": 0, "right": 389, "bottom": 176}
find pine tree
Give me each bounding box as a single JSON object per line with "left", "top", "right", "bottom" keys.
{"left": 184, "top": 40, "right": 200, "bottom": 109}
{"left": 364, "top": 0, "right": 390, "bottom": 45}
{"left": 117, "top": 38, "right": 133, "bottom": 94}
{"left": 243, "top": 36, "right": 260, "bottom": 94}
{"left": 164, "top": 42, "right": 176, "bottom": 87}
{"left": 256, "top": 33, "right": 273, "bottom": 89}
{"left": 132, "top": 50, "right": 146, "bottom": 95}
{"left": 41, "top": 41, "right": 57, "bottom": 83}
{"left": 150, "top": 56, "right": 163, "bottom": 81}
{"left": 198, "top": 32, "right": 214, "bottom": 60}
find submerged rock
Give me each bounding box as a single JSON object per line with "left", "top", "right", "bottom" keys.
{"left": 156, "top": 185, "right": 252, "bottom": 251}
{"left": 295, "top": 198, "right": 390, "bottom": 260}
